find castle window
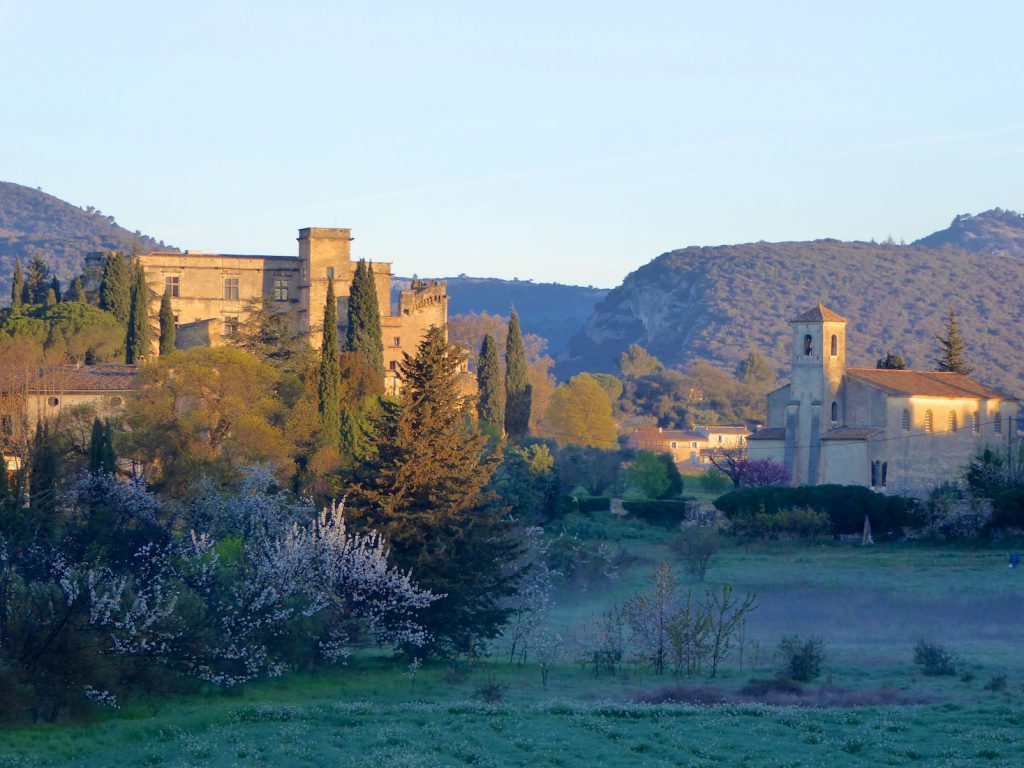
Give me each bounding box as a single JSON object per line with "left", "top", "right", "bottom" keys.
{"left": 804, "top": 334, "right": 813, "bottom": 356}
{"left": 46, "top": 397, "right": 59, "bottom": 407}
{"left": 972, "top": 411, "right": 980, "bottom": 435}
{"left": 924, "top": 410, "right": 933, "bottom": 433}
{"left": 389, "top": 360, "right": 398, "bottom": 371}
{"left": 223, "top": 316, "right": 239, "bottom": 337}
{"left": 901, "top": 409, "right": 910, "bottom": 432}
{"left": 830, "top": 401, "right": 838, "bottom": 422}
{"left": 224, "top": 277, "right": 239, "bottom": 301}
{"left": 393, "top": 337, "right": 401, "bottom": 347}
{"left": 165, "top": 275, "right": 179, "bottom": 298}
{"left": 994, "top": 412, "right": 1002, "bottom": 434}
{"left": 273, "top": 278, "right": 288, "bottom": 302}
{"left": 881, "top": 462, "right": 888, "bottom": 487}
{"left": 326, "top": 267, "right": 335, "bottom": 281}
{"left": 830, "top": 334, "right": 838, "bottom": 356}
{"left": 947, "top": 411, "right": 957, "bottom": 432}
{"left": 870, "top": 460, "right": 880, "bottom": 487}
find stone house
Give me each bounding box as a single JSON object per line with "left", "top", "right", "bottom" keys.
{"left": 626, "top": 424, "right": 749, "bottom": 467}
{"left": 747, "top": 304, "right": 1019, "bottom": 496}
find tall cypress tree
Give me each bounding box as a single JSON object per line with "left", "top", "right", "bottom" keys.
{"left": 346, "top": 259, "right": 384, "bottom": 376}
{"left": 100, "top": 252, "right": 131, "bottom": 323}
{"left": 11, "top": 257, "right": 23, "bottom": 311}
{"left": 317, "top": 278, "right": 342, "bottom": 448}
{"left": 88, "top": 418, "right": 104, "bottom": 473}
{"left": 158, "top": 286, "right": 176, "bottom": 356}
{"left": 125, "top": 260, "right": 151, "bottom": 364}
{"left": 504, "top": 309, "right": 532, "bottom": 438}
{"left": 934, "top": 308, "right": 974, "bottom": 375}
{"left": 26, "top": 253, "right": 51, "bottom": 304}
{"left": 49, "top": 276, "right": 61, "bottom": 303}
{"left": 66, "top": 276, "right": 85, "bottom": 303}
{"left": 476, "top": 333, "right": 505, "bottom": 434}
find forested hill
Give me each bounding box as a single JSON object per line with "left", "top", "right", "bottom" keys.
{"left": 393, "top": 276, "right": 608, "bottom": 359}
{"left": 559, "top": 210, "right": 1024, "bottom": 395}
{"left": 0, "top": 181, "right": 175, "bottom": 298}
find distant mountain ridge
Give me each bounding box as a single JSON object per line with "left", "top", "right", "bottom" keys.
{"left": 0, "top": 180, "right": 175, "bottom": 297}
{"left": 559, "top": 209, "right": 1024, "bottom": 395}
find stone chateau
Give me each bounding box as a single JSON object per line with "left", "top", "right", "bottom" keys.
{"left": 90, "top": 227, "right": 449, "bottom": 394}
{"left": 747, "top": 304, "right": 1019, "bottom": 496}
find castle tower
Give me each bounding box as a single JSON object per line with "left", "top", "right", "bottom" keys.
{"left": 297, "top": 227, "right": 354, "bottom": 348}
{"left": 785, "top": 304, "right": 848, "bottom": 484}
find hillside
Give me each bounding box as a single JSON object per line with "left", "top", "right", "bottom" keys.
{"left": 0, "top": 181, "right": 175, "bottom": 299}
{"left": 393, "top": 276, "right": 608, "bottom": 359}
{"left": 560, "top": 211, "right": 1024, "bottom": 395}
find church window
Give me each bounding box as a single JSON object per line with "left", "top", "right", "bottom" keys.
{"left": 972, "top": 411, "right": 980, "bottom": 434}
{"left": 830, "top": 334, "right": 838, "bottom": 356}
{"left": 924, "top": 410, "right": 933, "bottom": 433}
{"left": 830, "top": 401, "right": 838, "bottom": 422}
{"left": 273, "top": 278, "right": 289, "bottom": 301}
{"left": 881, "top": 462, "right": 888, "bottom": 487}
{"left": 901, "top": 409, "right": 910, "bottom": 431}
{"left": 994, "top": 412, "right": 1002, "bottom": 434}
{"left": 223, "top": 316, "right": 239, "bottom": 337}
{"left": 224, "top": 277, "right": 239, "bottom": 300}
{"left": 948, "top": 411, "right": 958, "bottom": 432}
{"left": 804, "top": 334, "right": 813, "bottom": 356}
{"left": 165, "top": 275, "right": 179, "bottom": 298}
{"left": 46, "top": 397, "right": 59, "bottom": 407}
{"left": 870, "top": 460, "right": 880, "bottom": 487}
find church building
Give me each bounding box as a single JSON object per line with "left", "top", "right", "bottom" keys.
{"left": 747, "top": 304, "right": 1019, "bottom": 497}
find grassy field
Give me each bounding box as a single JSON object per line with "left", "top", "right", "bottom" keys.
{"left": 3, "top": 522, "right": 1024, "bottom": 767}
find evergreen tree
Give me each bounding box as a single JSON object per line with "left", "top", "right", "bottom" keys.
{"left": 504, "top": 309, "right": 532, "bottom": 439}
{"left": 49, "top": 276, "right": 61, "bottom": 303}
{"left": 45, "top": 287, "right": 57, "bottom": 306}
{"left": 101, "top": 421, "right": 116, "bottom": 472}
{"left": 11, "top": 257, "right": 23, "bottom": 311}
{"left": 125, "top": 260, "right": 151, "bottom": 364}
{"left": 100, "top": 252, "right": 131, "bottom": 323}
{"left": 357, "top": 326, "right": 520, "bottom": 654}
{"left": 934, "top": 308, "right": 974, "bottom": 375}
{"left": 26, "top": 253, "right": 51, "bottom": 304}
{"left": 317, "top": 278, "right": 342, "bottom": 448}
{"left": 29, "top": 421, "right": 59, "bottom": 527}
{"left": 88, "top": 418, "right": 104, "bottom": 473}
{"left": 158, "top": 287, "right": 176, "bottom": 356}
{"left": 346, "top": 259, "right": 384, "bottom": 376}
{"left": 876, "top": 349, "right": 907, "bottom": 370}
{"left": 66, "top": 276, "right": 86, "bottom": 303}
{"left": 476, "top": 333, "right": 505, "bottom": 434}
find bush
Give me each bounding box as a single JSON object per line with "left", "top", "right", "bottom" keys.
{"left": 572, "top": 496, "right": 611, "bottom": 514}
{"left": 990, "top": 487, "right": 1024, "bottom": 530}
{"left": 777, "top": 635, "right": 824, "bottom": 682}
{"left": 698, "top": 468, "right": 732, "bottom": 495}
{"left": 729, "top": 506, "right": 831, "bottom": 541}
{"left": 714, "top": 485, "right": 923, "bottom": 537}
{"left": 913, "top": 640, "right": 957, "bottom": 676}
{"left": 670, "top": 527, "right": 720, "bottom": 580}
{"left": 622, "top": 499, "right": 692, "bottom": 527}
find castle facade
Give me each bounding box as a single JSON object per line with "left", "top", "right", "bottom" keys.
{"left": 747, "top": 305, "right": 1019, "bottom": 496}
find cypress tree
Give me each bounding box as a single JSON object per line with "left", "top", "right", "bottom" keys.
{"left": 100, "top": 252, "right": 131, "bottom": 322}
{"left": 158, "top": 286, "right": 176, "bottom": 356}
{"left": 125, "top": 260, "right": 151, "bottom": 364}
{"left": 346, "top": 260, "right": 384, "bottom": 376}
{"left": 30, "top": 421, "right": 59, "bottom": 524}
{"left": 476, "top": 333, "right": 505, "bottom": 434}
{"left": 88, "top": 418, "right": 104, "bottom": 473}
{"left": 317, "top": 278, "right": 342, "bottom": 448}
{"left": 504, "top": 309, "right": 532, "bottom": 438}
{"left": 67, "top": 276, "right": 86, "bottom": 303}
{"left": 934, "top": 308, "right": 974, "bottom": 375}
{"left": 11, "top": 257, "right": 23, "bottom": 311}
{"left": 26, "top": 253, "right": 51, "bottom": 304}
{"left": 49, "top": 276, "right": 61, "bottom": 303}
{"left": 101, "top": 420, "right": 116, "bottom": 473}
{"left": 45, "top": 287, "right": 56, "bottom": 306}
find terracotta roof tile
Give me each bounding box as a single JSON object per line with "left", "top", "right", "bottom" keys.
{"left": 0, "top": 365, "right": 138, "bottom": 393}
{"left": 846, "top": 368, "right": 1016, "bottom": 400}
{"left": 792, "top": 303, "right": 848, "bottom": 323}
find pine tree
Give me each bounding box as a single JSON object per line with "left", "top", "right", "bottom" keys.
{"left": 11, "top": 257, "right": 23, "bottom": 311}
{"left": 476, "top": 333, "right": 505, "bottom": 434}
{"left": 876, "top": 349, "right": 907, "bottom": 370}
{"left": 317, "top": 278, "right": 342, "bottom": 448}
{"left": 158, "top": 287, "right": 176, "bottom": 356}
{"left": 504, "top": 309, "right": 532, "bottom": 439}
{"left": 66, "top": 276, "right": 86, "bottom": 303}
{"left": 356, "top": 325, "right": 519, "bottom": 655}
{"left": 49, "top": 276, "right": 61, "bottom": 303}
{"left": 26, "top": 253, "right": 51, "bottom": 304}
{"left": 934, "top": 308, "right": 974, "bottom": 375}
{"left": 125, "top": 260, "right": 151, "bottom": 364}
{"left": 30, "top": 421, "right": 59, "bottom": 525}
{"left": 100, "top": 252, "right": 131, "bottom": 323}
{"left": 346, "top": 259, "right": 384, "bottom": 376}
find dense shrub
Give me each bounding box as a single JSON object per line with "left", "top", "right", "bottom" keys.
{"left": 990, "top": 487, "right": 1024, "bottom": 529}
{"left": 670, "top": 527, "right": 720, "bottom": 580}
{"left": 714, "top": 485, "right": 923, "bottom": 537}
{"left": 697, "top": 468, "right": 732, "bottom": 495}
{"left": 728, "top": 506, "right": 831, "bottom": 541}
{"left": 622, "top": 499, "right": 692, "bottom": 527}
{"left": 913, "top": 640, "right": 957, "bottom": 676}
{"left": 777, "top": 635, "right": 824, "bottom": 682}
{"left": 573, "top": 496, "right": 612, "bottom": 513}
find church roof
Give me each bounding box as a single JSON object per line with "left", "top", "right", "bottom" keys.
{"left": 747, "top": 427, "right": 786, "bottom": 441}
{"left": 792, "top": 303, "right": 848, "bottom": 324}
{"left": 821, "top": 427, "right": 885, "bottom": 441}
{"left": 846, "top": 368, "right": 1017, "bottom": 401}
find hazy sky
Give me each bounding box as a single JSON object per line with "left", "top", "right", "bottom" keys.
{"left": 2, "top": 1, "right": 1022, "bottom": 287}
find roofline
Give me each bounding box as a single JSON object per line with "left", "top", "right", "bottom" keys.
{"left": 846, "top": 368, "right": 1019, "bottom": 401}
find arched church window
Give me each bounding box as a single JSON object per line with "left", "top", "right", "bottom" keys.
{"left": 994, "top": 412, "right": 1002, "bottom": 434}
{"left": 972, "top": 412, "right": 980, "bottom": 435}
{"left": 901, "top": 409, "right": 910, "bottom": 431}
{"left": 830, "top": 334, "right": 838, "bottom": 356}
{"left": 830, "top": 401, "right": 838, "bottom": 422}
{"left": 924, "top": 410, "right": 933, "bottom": 433}
{"left": 804, "top": 334, "right": 813, "bottom": 356}
{"left": 948, "top": 412, "right": 957, "bottom": 432}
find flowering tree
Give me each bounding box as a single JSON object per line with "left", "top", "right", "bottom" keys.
{"left": 708, "top": 448, "right": 789, "bottom": 488}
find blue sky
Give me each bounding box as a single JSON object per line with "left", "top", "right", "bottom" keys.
{"left": 2, "top": 1, "right": 1022, "bottom": 286}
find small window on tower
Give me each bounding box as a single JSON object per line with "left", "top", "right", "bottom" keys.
{"left": 830, "top": 334, "right": 838, "bottom": 356}
{"left": 901, "top": 409, "right": 910, "bottom": 432}
{"left": 804, "top": 334, "right": 813, "bottom": 356}
{"left": 831, "top": 401, "right": 838, "bottom": 422}
{"left": 995, "top": 412, "right": 1002, "bottom": 434}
